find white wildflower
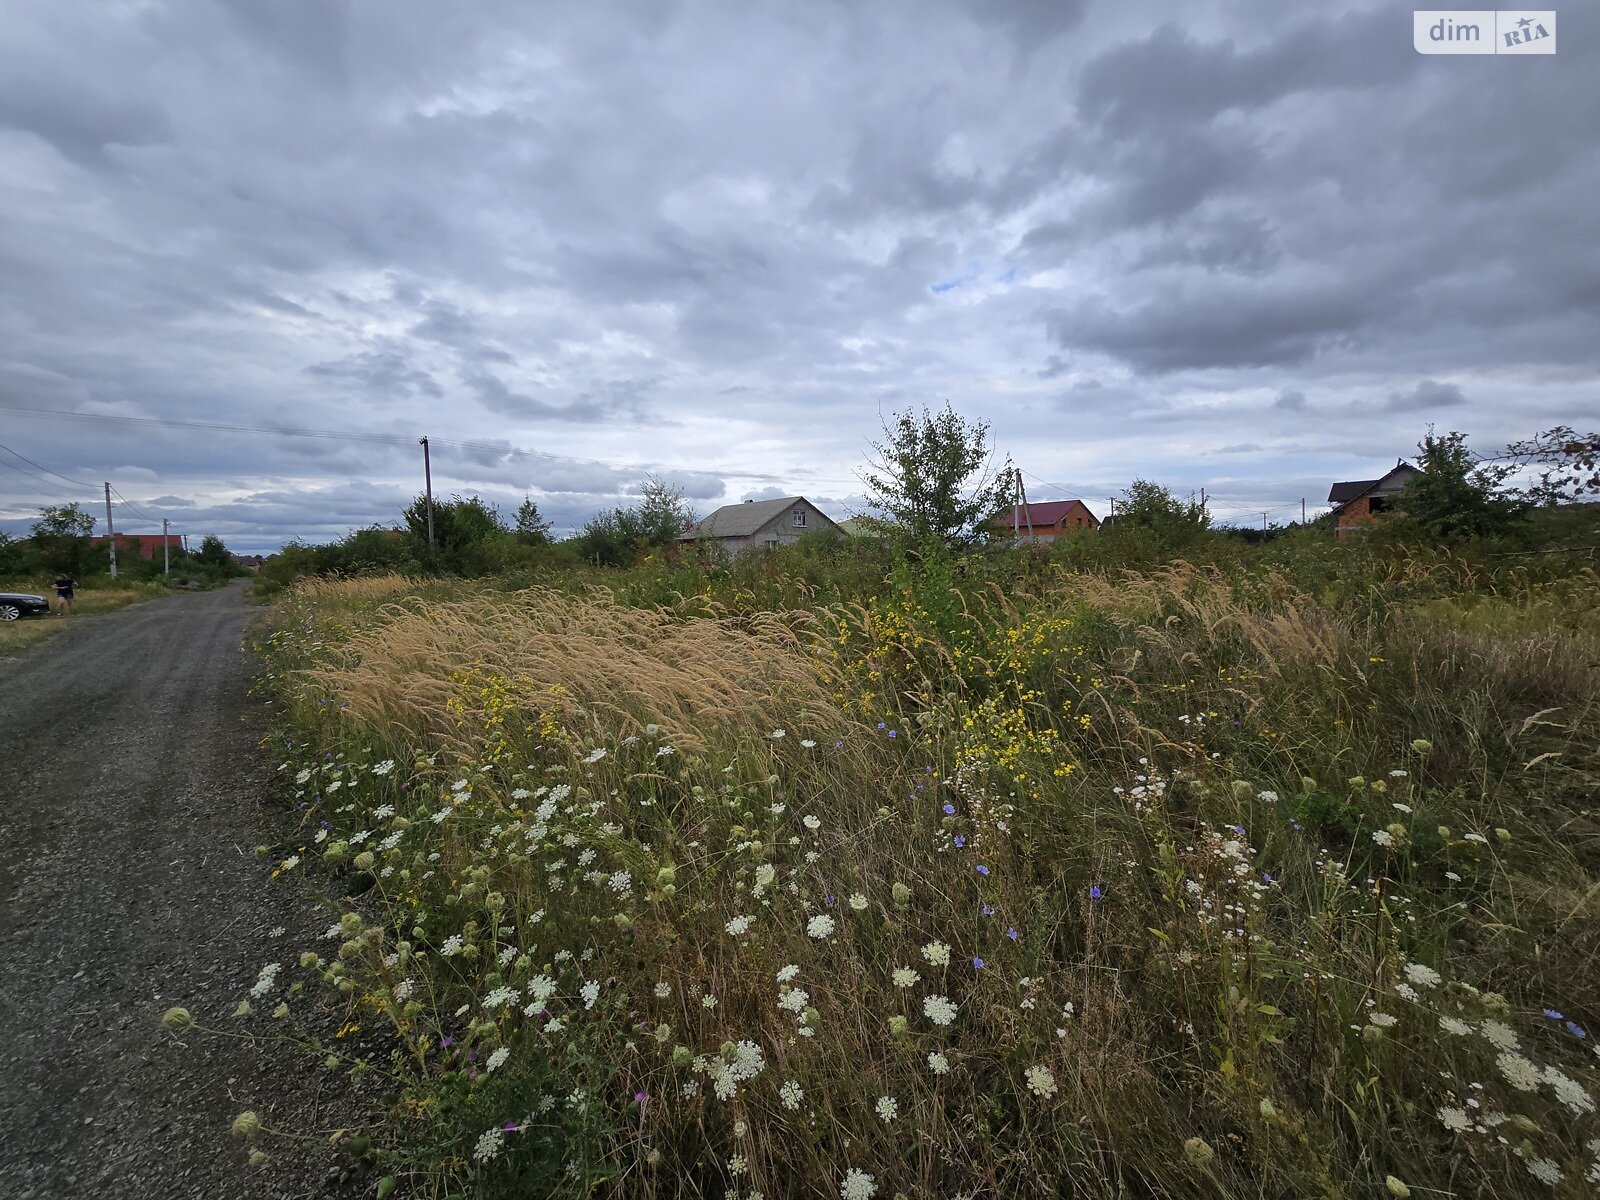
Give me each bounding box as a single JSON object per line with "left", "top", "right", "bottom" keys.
{"left": 1497, "top": 1051, "right": 1541, "bottom": 1091}
{"left": 485, "top": 1046, "right": 509, "bottom": 1073}
{"left": 807, "top": 914, "right": 836, "bottom": 939}
{"left": 725, "top": 915, "right": 752, "bottom": 936}
{"left": 1481, "top": 1020, "right": 1519, "bottom": 1051}
{"left": 580, "top": 980, "right": 600, "bottom": 1009}
{"left": 778, "top": 987, "right": 809, "bottom": 1014}
{"left": 874, "top": 1095, "right": 898, "bottom": 1122}
{"left": 1402, "top": 963, "right": 1442, "bottom": 988}
{"left": 780, "top": 1078, "right": 804, "bottom": 1109}
{"left": 840, "top": 1167, "right": 877, "bottom": 1200}
{"left": 249, "top": 962, "right": 281, "bottom": 998}
{"left": 892, "top": 967, "right": 921, "bottom": 988}
{"left": 927, "top": 1051, "right": 950, "bottom": 1075}
{"left": 1526, "top": 1158, "right": 1563, "bottom": 1185}
{"left": 1025, "top": 1064, "right": 1058, "bottom": 1098}
{"left": 923, "top": 994, "right": 958, "bottom": 1026}
{"left": 921, "top": 941, "right": 951, "bottom": 968}
{"left": 473, "top": 1127, "right": 504, "bottom": 1163}
{"left": 1543, "top": 1066, "right": 1595, "bottom": 1114}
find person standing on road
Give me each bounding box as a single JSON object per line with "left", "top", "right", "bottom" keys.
{"left": 53, "top": 574, "right": 77, "bottom": 616}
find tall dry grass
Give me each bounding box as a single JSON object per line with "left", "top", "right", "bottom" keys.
{"left": 299, "top": 586, "right": 854, "bottom": 759}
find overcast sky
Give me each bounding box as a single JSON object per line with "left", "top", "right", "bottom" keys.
{"left": 1, "top": 0, "right": 1595, "bottom": 551}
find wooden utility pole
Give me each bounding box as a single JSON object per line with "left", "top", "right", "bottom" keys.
{"left": 163, "top": 517, "right": 170, "bottom": 574}
{"left": 1301, "top": 498, "right": 1307, "bottom": 525}
{"left": 420, "top": 437, "right": 436, "bottom": 553}
{"left": 104, "top": 482, "right": 117, "bottom": 578}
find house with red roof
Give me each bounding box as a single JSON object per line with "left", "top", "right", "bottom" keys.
{"left": 987, "top": 500, "right": 1100, "bottom": 542}
{"left": 89, "top": 532, "right": 186, "bottom": 560}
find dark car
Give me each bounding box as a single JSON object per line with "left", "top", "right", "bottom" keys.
{"left": 0, "top": 591, "right": 52, "bottom": 620}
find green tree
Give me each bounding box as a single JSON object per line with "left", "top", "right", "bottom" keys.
{"left": 195, "top": 535, "right": 233, "bottom": 567}
{"left": 30, "top": 502, "right": 97, "bottom": 575}
{"left": 514, "top": 496, "right": 554, "bottom": 546}
{"left": 574, "top": 478, "right": 695, "bottom": 567}
{"left": 860, "top": 403, "right": 1013, "bottom": 548}
{"left": 31, "top": 502, "right": 95, "bottom": 539}
{"left": 404, "top": 494, "right": 507, "bottom": 553}
{"left": 1397, "top": 430, "right": 1523, "bottom": 541}
{"left": 1106, "top": 479, "right": 1211, "bottom": 549}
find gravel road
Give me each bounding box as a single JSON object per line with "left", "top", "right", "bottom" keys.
{"left": 0, "top": 581, "right": 358, "bottom": 1199}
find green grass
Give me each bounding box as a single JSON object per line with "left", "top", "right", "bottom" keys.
{"left": 184, "top": 540, "right": 1600, "bottom": 1198}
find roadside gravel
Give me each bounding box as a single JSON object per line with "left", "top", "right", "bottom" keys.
{"left": 0, "top": 581, "right": 364, "bottom": 1199}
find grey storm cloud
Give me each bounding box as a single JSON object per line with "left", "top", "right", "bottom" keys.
{"left": 1384, "top": 380, "right": 1467, "bottom": 412}
{"left": 0, "top": 0, "right": 1595, "bottom": 545}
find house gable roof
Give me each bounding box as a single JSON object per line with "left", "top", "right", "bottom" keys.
{"left": 680, "top": 496, "right": 839, "bottom": 541}
{"left": 1327, "top": 462, "right": 1421, "bottom": 509}
{"left": 989, "top": 499, "right": 1099, "bottom": 529}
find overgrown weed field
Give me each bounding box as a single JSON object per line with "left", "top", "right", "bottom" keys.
{"left": 212, "top": 540, "right": 1600, "bottom": 1198}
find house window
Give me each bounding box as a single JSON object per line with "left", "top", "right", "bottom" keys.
{"left": 791, "top": 509, "right": 806, "bottom": 527}
{"left": 765, "top": 538, "right": 780, "bottom": 549}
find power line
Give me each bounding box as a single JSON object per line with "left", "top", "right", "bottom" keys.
{"left": 108, "top": 485, "right": 164, "bottom": 527}
{"left": 0, "top": 441, "right": 100, "bottom": 498}
{"left": 0, "top": 457, "right": 93, "bottom": 503}
{"left": 1019, "top": 468, "right": 1097, "bottom": 500}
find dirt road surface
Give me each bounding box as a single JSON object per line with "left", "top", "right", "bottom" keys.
{"left": 0, "top": 582, "right": 356, "bottom": 1199}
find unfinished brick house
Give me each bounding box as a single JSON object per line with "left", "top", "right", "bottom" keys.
{"left": 1326, "top": 462, "right": 1422, "bottom": 536}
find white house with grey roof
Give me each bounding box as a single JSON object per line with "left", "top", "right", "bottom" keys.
{"left": 678, "top": 496, "right": 841, "bottom": 554}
